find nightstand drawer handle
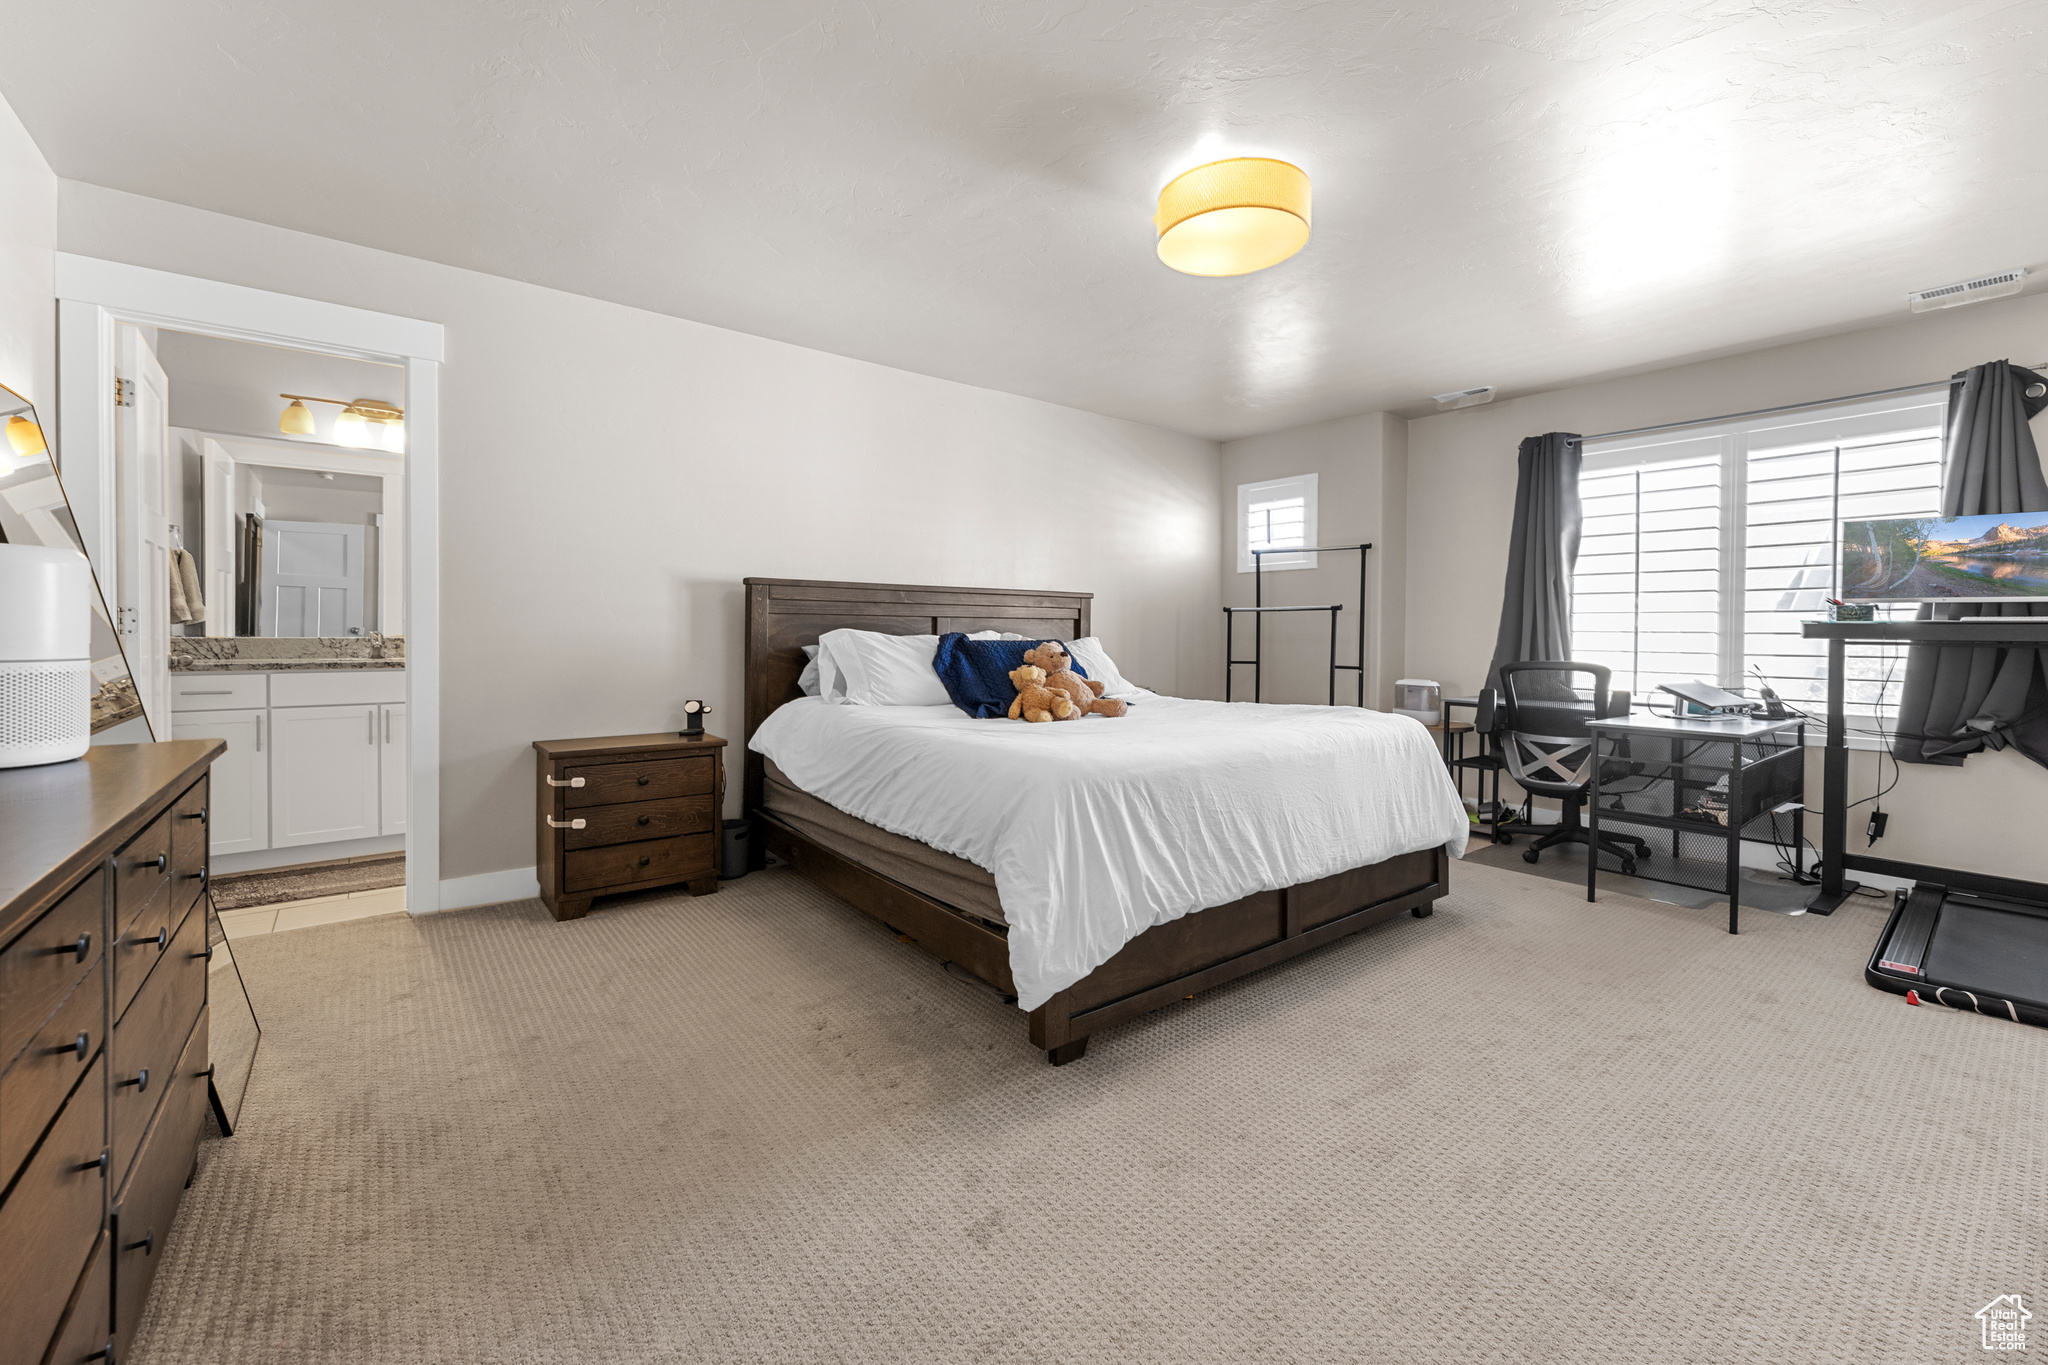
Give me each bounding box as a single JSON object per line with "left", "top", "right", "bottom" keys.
{"left": 636, "top": 775, "right": 651, "bottom": 786}
{"left": 636, "top": 815, "right": 651, "bottom": 826}
{"left": 637, "top": 856, "right": 651, "bottom": 867}
{"left": 545, "top": 776, "right": 585, "bottom": 788}
{"left": 546, "top": 817, "right": 586, "bottom": 830}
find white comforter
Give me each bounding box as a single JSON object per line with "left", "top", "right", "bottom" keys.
{"left": 749, "top": 694, "right": 1469, "bottom": 1011}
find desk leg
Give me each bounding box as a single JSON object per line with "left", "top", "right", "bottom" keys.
{"left": 1587, "top": 737, "right": 1601, "bottom": 904}
{"left": 1726, "top": 749, "right": 1743, "bottom": 935}
{"left": 1807, "top": 635, "right": 1860, "bottom": 914}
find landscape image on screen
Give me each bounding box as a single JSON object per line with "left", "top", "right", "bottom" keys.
{"left": 1840, "top": 511, "right": 2048, "bottom": 600}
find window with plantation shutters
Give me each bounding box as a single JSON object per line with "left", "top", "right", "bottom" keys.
{"left": 1572, "top": 394, "right": 1946, "bottom": 719}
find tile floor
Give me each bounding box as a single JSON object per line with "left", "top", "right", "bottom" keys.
{"left": 216, "top": 885, "right": 409, "bottom": 939}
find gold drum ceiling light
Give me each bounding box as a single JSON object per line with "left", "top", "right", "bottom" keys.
{"left": 1154, "top": 157, "right": 1311, "bottom": 277}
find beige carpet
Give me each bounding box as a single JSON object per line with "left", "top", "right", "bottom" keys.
{"left": 131, "top": 862, "right": 2044, "bottom": 1365}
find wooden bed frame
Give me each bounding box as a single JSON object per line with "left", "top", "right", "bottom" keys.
{"left": 742, "top": 577, "right": 1449, "bottom": 1064}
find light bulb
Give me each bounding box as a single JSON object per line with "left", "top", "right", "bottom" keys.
{"left": 380, "top": 419, "right": 405, "bottom": 453}
{"left": 279, "top": 399, "right": 316, "bottom": 436}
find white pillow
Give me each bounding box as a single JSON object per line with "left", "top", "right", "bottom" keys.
{"left": 813, "top": 629, "right": 1007, "bottom": 706}
{"left": 797, "top": 644, "right": 822, "bottom": 697}
{"left": 1066, "top": 636, "right": 1140, "bottom": 699}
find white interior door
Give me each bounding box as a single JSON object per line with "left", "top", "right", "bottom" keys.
{"left": 260, "top": 520, "right": 366, "bottom": 637}
{"left": 270, "top": 704, "right": 381, "bottom": 846}
{"left": 117, "top": 325, "right": 172, "bottom": 733}
{"left": 170, "top": 708, "right": 269, "bottom": 855}
{"left": 200, "top": 439, "right": 236, "bottom": 639}
{"left": 379, "top": 702, "right": 406, "bottom": 836}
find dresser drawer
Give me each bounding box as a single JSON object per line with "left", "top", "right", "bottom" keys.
{"left": 112, "top": 1010, "right": 208, "bottom": 1365}
{"left": 114, "top": 811, "right": 173, "bottom": 937}
{"left": 113, "top": 882, "right": 176, "bottom": 1026}
{"left": 42, "top": 1231, "right": 112, "bottom": 1365}
{"left": 564, "top": 755, "right": 715, "bottom": 809}
{"left": 110, "top": 898, "right": 207, "bottom": 1188}
{"left": 0, "top": 1052, "right": 106, "bottom": 1365}
{"left": 169, "top": 673, "right": 267, "bottom": 710}
{"left": 0, "top": 867, "right": 102, "bottom": 1067}
{"left": 564, "top": 833, "right": 715, "bottom": 893}
{"left": 563, "top": 795, "right": 715, "bottom": 850}
{"left": 171, "top": 775, "right": 210, "bottom": 869}
{"left": 1, "top": 965, "right": 103, "bottom": 1191}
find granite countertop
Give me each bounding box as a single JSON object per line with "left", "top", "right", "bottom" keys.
{"left": 170, "top": 657, "right": 406, "bottom": 672}
{"left": 168, "top": 636, "right": 406, "bottom": 673}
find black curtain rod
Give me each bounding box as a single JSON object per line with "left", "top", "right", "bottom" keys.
{"left": 1583, "top": 362, "right": 2048, "bottom": 444}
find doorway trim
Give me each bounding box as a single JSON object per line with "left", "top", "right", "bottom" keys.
{"left": 55, "top": 253, "right": 448, "bottom": 913}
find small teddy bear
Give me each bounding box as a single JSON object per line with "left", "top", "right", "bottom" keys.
{"left": 1007, "top": 663, "right": 1077, "bottom": 723}
{"left": 1022, "top": 642, "right": 1127, "bottom": 718}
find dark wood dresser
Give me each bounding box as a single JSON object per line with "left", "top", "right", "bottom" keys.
{"left": 1, "top": 739, "right": 224, "bottom": 1365}
{"left": 533, "top": 732, "right": 725, "bottom": 920}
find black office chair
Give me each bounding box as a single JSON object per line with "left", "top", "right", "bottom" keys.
{"left": 1479, "top": 661, "right": 1651, "bottom": 873}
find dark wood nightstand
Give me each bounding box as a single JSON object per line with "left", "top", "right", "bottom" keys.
{"left": 532, "top": 731, "right": 727, "bottom": 921}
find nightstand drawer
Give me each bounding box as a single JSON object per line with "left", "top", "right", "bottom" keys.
{"left": 564, "top": 833, "right": 715, "bottom": 892}
{"left": 563, "top": 796, "right": 715, "bottom": 850}
{"left": 563, "top": 756, "right": 715, "bottom": 808}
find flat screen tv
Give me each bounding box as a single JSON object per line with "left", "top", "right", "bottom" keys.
{"left": 1840, "top": 511, "right": 2048, "bottom": 601}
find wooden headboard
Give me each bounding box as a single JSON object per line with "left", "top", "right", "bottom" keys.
{"left": 741, "top": 577, "right": 1092, "bottom": 813}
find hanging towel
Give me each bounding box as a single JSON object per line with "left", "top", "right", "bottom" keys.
{"left": 168, "top": 547, "right": 206, "bottom": 625}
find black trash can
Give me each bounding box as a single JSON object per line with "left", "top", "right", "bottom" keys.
{"left": 720, "top": 818, "right": 751, "bottom": 880}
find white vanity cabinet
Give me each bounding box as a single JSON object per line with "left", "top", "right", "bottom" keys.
{"left": 169, "top": 670, "right": 406, "bottom": 857}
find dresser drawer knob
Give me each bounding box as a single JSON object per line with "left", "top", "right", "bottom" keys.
{"left": 637, "top": 774, "right": 651, "bottom": 786}
{"left": 77, "top": 1148, "right": 108, "bottom": 1175}
{"left": 637, "top": 815, "right": 651, "bottom": 826}
{"left": 87, "top": 1338, "right": 115, "bottom": 1363}
{"left": 545, "top": 817, "right": 587, "bottom": 830}
{"left": 53, "top": 1031, "right": 89, "bottom": 1061}
{"left": 154, "top": 928, "right": 169, "bottom": 951}
{"left": 120, "top": 1068, "right": 150, "bottom": 1093}
{"left": 183, "top": 805, "right": 207, "bottom": 821}
{"left": 151, "top": 853, "right": 167, "bottom": 872}
{"left": 126, "top": 1229, "right": 155, "bottom": 1256}
{"left": 52, "top": 932, "right": 90, "bottom": 962}
{"left": 638, "top": 856, "right": 651, "bottom": 867}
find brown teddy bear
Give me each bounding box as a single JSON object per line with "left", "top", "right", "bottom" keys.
{"left": 1022, "top": 642, "right": 1128, "bottom": 718}
{"left": 1007, "top": 663, "right": 1077, "bottom": 723}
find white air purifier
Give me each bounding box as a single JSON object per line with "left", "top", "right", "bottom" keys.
{"left": 1392, "top": 678, "right": 1441, "bottom": 727}
{"left": 0, "top": 543, "right": 94, "bottom": 768}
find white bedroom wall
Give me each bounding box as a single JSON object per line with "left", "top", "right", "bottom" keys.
{"left": 1219, "top": 411, "right": 1408, "bottom": 708}
{"left": 0, "top": 91, "right": 57, "bottom": 409}
{"left": 58, "top": 182, "right": 1223, "bottom": 885}
{"left": 1407, "top": 291, "right": 2048, "bottom": 881}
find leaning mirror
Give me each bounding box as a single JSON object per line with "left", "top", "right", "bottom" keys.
{"left": 0, "top": 381, "right": 148, "bottom": 739}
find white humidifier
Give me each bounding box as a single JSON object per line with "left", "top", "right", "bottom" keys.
{"left": 0, "top": 543, "right": 93, "bottom": 767}
{"left": 1392, "top": 678, "right": 1442, "bottom": 727}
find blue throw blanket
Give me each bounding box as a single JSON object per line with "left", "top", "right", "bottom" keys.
{"left": 932, "top": 634, "right": 1086, "bottom": 719}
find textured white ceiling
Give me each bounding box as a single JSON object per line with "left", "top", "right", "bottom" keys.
{"left": 6, "top": 1, "right": 2044, "bottom": 439}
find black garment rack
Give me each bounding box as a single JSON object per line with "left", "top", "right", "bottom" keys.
{"left": 1801, "top": 616, "right": 2048, "bottom": 913}
{"left": 1224, "top": 543, "right": 1371, "bottom": 705}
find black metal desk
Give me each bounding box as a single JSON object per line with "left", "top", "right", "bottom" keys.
{"left": 1587, "top": 711, "right": 1807, "bottom": 934}
{"left": 1800, "top": 618, "right": 2048, "bottom": 912}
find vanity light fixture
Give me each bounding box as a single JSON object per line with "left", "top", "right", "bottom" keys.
{"left": 5, "top": 414, "right": 47, "bottom": 458}
{"left": 277, "top": 394, "right": 405, "bottom": 451}
{"left": 1154, "top": 157, "right": 1311, "bottom": 277}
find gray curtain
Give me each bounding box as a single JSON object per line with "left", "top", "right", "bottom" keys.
{"left": 1487, "top": 432, "right": 1583, "bottom": 692}
{"left": 1893, "top": 361, "right": 2048, "bottom": 769}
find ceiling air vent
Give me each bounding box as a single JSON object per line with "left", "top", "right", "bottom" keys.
{"left": 1909, "top": 268, "right": 2027, "bottom": 313}
{"left": 1432, "top": 385, "right": 1496, "bottom": 411}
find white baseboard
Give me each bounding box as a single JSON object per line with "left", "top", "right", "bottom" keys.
{"left": 432, "top": 866, "right": 541, "bottom": 914}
